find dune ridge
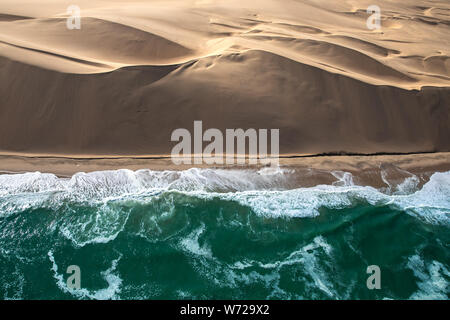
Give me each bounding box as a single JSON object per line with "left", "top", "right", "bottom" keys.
{"left": 0, "top": 0, "right": 449, "bottom": 157}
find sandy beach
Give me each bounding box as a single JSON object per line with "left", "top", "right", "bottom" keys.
{"left": 0, "top": 152, "right": 448, "bottom": 192}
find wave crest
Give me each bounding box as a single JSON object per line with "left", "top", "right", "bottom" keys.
{"left": 0, "top": 168, "right": 448, "bottom": 225}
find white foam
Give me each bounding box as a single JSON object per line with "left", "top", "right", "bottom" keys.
{"left": 179, "top": 223, "right": 212, "bottom": 258}
{"left": 228, "top": 236, "right": 337, "bottom": 299}
{"left": 0, "top": 167, "right": 292, "bottom": 199}
{"left": 407, "top": 254, "right": 449, "bottom": 300}
{"left": 380, "top": 166, "right": 420, "bottom": 195}
{"left": 200, "top": 184, "right": 387, "bottom": 218}
{"left": 0, "top": 169, "right": 448, "bottom": 226}
{"left": 48, "top": 250, "right": 122, "bottom": 300}
{"left": 394, "top": 171, "right": 450, "bottom": 224}
{"left": 331, "top": 171, "right": 354, "bottom": 187}
{"left": 395, "top": 176, "right": 420, "bottom": 195}
{"left": 58, "top": 203, "right": 131, "bottom": 247}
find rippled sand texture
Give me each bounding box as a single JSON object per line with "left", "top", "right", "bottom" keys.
{"left": 0, "top": 0, "right": 449, "bottom": 155}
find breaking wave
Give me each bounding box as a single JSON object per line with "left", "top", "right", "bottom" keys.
{"left": 0, "top": 168, "right": 448, "bottom": 224}
{"left": 0, "top": 167, "right": 449, "bottom": 300}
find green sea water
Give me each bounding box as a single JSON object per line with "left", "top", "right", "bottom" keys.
{"left": 0, "top": 168, "right": 448, "bottom": 300}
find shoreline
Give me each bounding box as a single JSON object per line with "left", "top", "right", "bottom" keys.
{"left": 1, "top": 152, "right": 449, "bottom": 189}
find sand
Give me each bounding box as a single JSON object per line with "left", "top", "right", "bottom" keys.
{"left": 0, "top": 152, "right": 448, "bottom": 191}
{"left": 0, "top": 0, "right": 449, "bottom": 162}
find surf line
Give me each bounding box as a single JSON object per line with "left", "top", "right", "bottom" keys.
{"left": 170, "top": 120, "right": 279, "bottom": 166}
{"left": 180, "top": 304, "right": 215, "bottom": 318}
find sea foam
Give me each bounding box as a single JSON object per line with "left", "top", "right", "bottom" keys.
{"left": 0, "top": 168, "right": 448, "bottom": 225}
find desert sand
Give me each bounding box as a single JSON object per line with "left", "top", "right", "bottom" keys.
{"left": 0, "top": 0, "right": 449, "bottom": 164}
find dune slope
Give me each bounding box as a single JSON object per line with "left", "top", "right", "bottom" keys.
{"left": 0, "top": 0, "right": 449, "bottom": 156}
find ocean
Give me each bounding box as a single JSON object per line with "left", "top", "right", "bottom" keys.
{"left": 0, "top": 168, "right": 448, "bottom": 300}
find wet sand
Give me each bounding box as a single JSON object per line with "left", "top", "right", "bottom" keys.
{"left": 1, "top": 152, "right": 449, "bottom": 190}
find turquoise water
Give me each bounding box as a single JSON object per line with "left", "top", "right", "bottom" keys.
{"left": 0, "top": 168, "right": 449, "bottom": 300}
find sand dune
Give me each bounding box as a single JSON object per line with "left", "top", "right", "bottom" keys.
{"left": 0, "top": 0, "right": 449, "bottom": 157}
{"left": 0, "top": 17, "right": 194, "bottom": 66}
